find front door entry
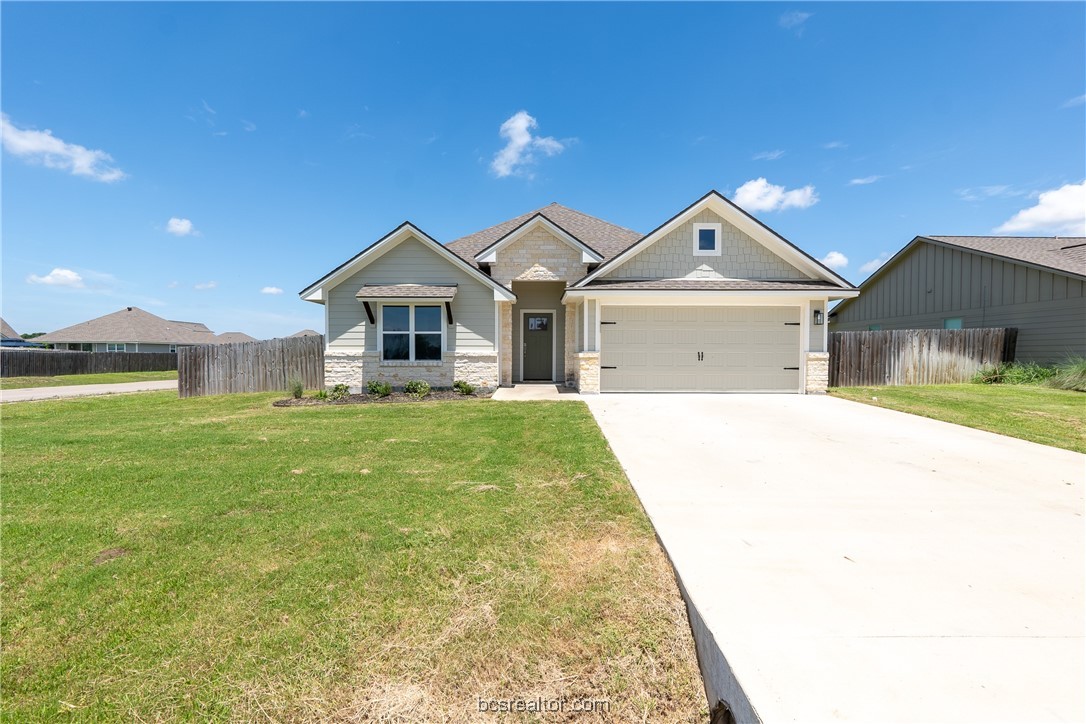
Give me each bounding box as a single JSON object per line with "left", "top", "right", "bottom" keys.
{"left": 522, "top": 312, "right": 554, "bottom": 381}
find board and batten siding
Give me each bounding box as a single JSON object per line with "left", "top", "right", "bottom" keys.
{"left": 810, "top": 299, "right": 826, "bottom": 353}
{"left": 602, "top": 209, "right": 812, "bottom": 281}
{"left": 326, "top": 236, "right": 496, "bottom": 352}
{"left": 832, "top": 241, "right": 1086, "bottom": 364}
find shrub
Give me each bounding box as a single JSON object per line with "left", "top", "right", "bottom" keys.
{"left": 452, "top": 380, "right": 476, "bottom": 395}
{"left": 314, "top": 389, "right": 329, "bottom": 400}
{"left": 1047, "top": 357, "right": 1086, "bottom": 392}
{"left": 972, "top": 361, "right": 1055, "bottom": 385}
{"left": 288, "top": 376, "right": 304, "bottom": 399}
{"left": 367, "top": 379, "right": 392, "bottom": 397}
{"left": 403, "top": 379, "right": 431, "bottom": 398}
{"left": 329, "top": 383, "right": 350, "bottom": 401}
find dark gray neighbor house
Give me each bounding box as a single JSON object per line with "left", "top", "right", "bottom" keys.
{"left": 830, "top": 236, "right": 1086, "bottom": 364}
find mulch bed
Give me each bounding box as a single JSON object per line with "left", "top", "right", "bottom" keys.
{"left": 273, "top": 390, "right": 491, "bottom": 407}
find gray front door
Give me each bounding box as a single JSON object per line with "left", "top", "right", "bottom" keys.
{"left": 523, "top": 312, "right": 554, "bottom": 380}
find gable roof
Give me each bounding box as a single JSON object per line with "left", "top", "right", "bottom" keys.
{"left": 472, "top": 213, "right": 604, "bottom": 264}
{"left": 574, "top": 190, "right": 856, "bottom": 289}
{"left": 445, "top": 202, "right": 641, "bottom": 268}
{"left": 1, "top": 317, "right": 19, "bottom": 339}
{"left": 923, "top": 236, "right": 1086, "bottom": 278}
{"left": 35, "top": 307, "right": 219, "bottom": 345}
{"left": 298, "top": 221, "right": 516, "bottom": 302}
{"left": 215, "top": 332, "right": 258, "bottom": 344}
{"left": 289, "top": 329, "right": 321, "bottom": 337}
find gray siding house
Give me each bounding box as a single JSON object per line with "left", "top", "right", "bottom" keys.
{"left": 300, "top": 191, "right": 858, "bottom": 394}
{"left": 831, "top": 236, "right": 1086, "bottom": 364}
{"left": 35, "top": 306, "right": 249, "bottom": 351}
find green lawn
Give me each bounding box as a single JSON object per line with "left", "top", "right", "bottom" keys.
{"left": 830, "top": 384, "right": 1086, "bottom": 453}
{"left": 1, "top": 392, "right": 705, "bottom": 721}
{"left": 0, "top": 370, "right": 177, "bottom": 389}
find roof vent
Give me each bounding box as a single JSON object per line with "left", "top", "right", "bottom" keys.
{"left": 127, "top": 307, "right": 133, "bottom": 312}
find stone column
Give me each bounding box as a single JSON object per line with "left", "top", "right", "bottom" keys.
{"left": 564, "top": 302, "right": 578, "bottom": 387}
{"left": 805, "top": 352, "right": 829, "bottom": 394}
{"left": 576, "top": 351, "right": 601, "bottom": 394}
{"left": 499, "top": 302, "right": 513, "bottom": 387}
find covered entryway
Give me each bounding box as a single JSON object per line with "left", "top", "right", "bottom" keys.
{"left": 599, "top": 306, "right": 801, "bottom": 392}
{"left": 521, "top": 311, "right": 554, "bottom": 381}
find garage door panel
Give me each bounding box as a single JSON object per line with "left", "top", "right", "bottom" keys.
{"left": 600, "top": 305, "right": 801, "bottom": 392}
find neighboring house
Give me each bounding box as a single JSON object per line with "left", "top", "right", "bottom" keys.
{"left": 36, "top": 306, "right": 221, "bottom": 352}
{"left": 830, "top": 236, "right": 1086, "bottom": 364}
{"left": 214, "top": 332, "right": 258, "bottom": 344}
{"left": 299, "top": 190, "right": 857, "bottom": 393}
{"left": 1, "top": 317, "right": 19, "bottom": 340}
{"left": 289, "top": 329, "right": 321, "bottom": 337}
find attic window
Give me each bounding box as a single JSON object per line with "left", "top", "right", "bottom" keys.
{"left": 693, "top": 223, "right": 722, "bottom": 257}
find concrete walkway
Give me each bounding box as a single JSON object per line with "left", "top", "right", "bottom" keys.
{"left": 585, "top": 393, "right": 1084, "bottom": 723}
{"left": 0, "top": 379, "right": 177, "bottom": 403}
{"left": 491, "top": 384, "right": 582, "bottom": 401}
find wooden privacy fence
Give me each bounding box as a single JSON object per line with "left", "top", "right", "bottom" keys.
{"left": 829, "top": 328, "right": 1018, "bottom": 387}
{"left": 0, "top": 350, "right": 177, "bottom": 377}
{"left": 178, "top": 335, "right": 324, "bottom": 398}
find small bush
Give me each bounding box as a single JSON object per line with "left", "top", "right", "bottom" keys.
{"left": 314, "top": 389, "right": 329, "bottom": 400}
{"left": 329, "top": 383, "right": 350, "bottom": 401}
{"left": 972, "top": 361, "right": 1055, "bottom": 385}
{"left": 452, "top": 380, "right": 476, "bottom": 395}
{"left": 403, "top": 379, "right": 431, "bottom": 398}
{"left": 288, "top": 377, "right": 304, "bottom": 399}
{"left": 1047, "top": 357, "right": 1086, "bottom": 392}
{"left": 367, "top": 379, "right": 392, "bottom": 397}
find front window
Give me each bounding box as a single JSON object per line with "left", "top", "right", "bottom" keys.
{"left": 868, "top": 324, "right": 882, "bottom": 331}
{"left": 382, "top": 305, "right": 442, "bottom": 361}
{"left": 169, "top": 344, "right": 177, "bottom": 353}
{"left": 692, "top": 222, "right": 722, "bottom": 256}
{"left": 943, "top": 317, "right": 963, "bottom": 330}
{"left": 106, "top": 343, "right": 127, "bottom": 352}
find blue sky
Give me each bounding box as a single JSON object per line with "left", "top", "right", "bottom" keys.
{"left": 3, "top": 2, "right": 1084, "bottom": 338}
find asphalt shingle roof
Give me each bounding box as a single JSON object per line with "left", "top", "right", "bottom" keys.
{"left": 214, "top": 332, "right": 258, "bottom": 344}
{"left": 445, "top": 202, "right": 642, "bottom": 268}
{"left": 357, "top": 284, "right": 458, "bottom": 298}
{"left": 924, "top": 236, "right": 1086, "bottom": 278}
{"left": 36, "top": 307, "right": 220, "bottom": 345}
{"left": 1, "top": 317, "right": 19, "bottom": 339}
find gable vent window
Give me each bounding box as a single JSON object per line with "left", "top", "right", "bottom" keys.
{"left": 693, "top": 223, "right": 723, "bottom": 257}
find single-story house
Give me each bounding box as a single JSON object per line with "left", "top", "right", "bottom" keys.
{"left": 35, "top": 306, "right": 245, "bottom": 352}
{"left": 830, "top": 236, "right": 1086, "bottom": 364}
{"left": 299, "top": 190, "right": 857, "bottom": 394}
{"left": 289, "top": 329, "right": 321, "bottom": 338}
{"left": 214, "top": 332, "right": 258, "bottom": 344}
{"left": 1, "top": 317, "right": 20, "bottom": 340}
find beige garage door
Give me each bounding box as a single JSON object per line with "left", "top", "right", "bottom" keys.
{"left": 599, "top": 306, "right": 801, "bottom": 392}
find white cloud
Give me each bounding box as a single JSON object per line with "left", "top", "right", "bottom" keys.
{"left": 995, "top": 181, "right": 1086, "bottom": 235}
{"left": 956, "top": 185, "right": 1024, "bottom": 202}
{"left": 1, "top": 114, "right": 126, "bottom": 182}
{"left": 195, "top": 281, "right": 218, "bottom": 290}
{"left": 298, "top": 109, "right": 309, "bottom": 119}
{"left": 490, "top": 110, "right": 567, "bottom": 179}
{"left": 167, "top": 281, "right": 179, "bottom": 289}
{"left": 753, "top": 149, "right": 785, "bottom": 161}
{"left": 1061, "top": 94, "right": 1085, "bottom": 109}
{"left": 241, "top": 119, "right": 256, "bottom": 132}
{"left": 261, "top": 286, "right": 284, "bottom": 295}
{"left": 733, "top": 177, "right": 819, "bottom": 212}
{"left": 779, "top": 11, "right": 812, "bottom": 33}
{"left": 166, "top": 217, "right": 199, "bottom": 236}
{"left": 820, "top": 251, "right": 849, "bottom": 270}
{"left": 27, "top": 267, "right": 84, "bottom": 288}
{"left": 859, "top": 252, "right": 892, "bottom": 275}
{"left": 201, "top": 99, "right": 216, "bottom": 116}
{"left": 822, "top": 141, "right": 847, "bottom": 150}
{"left": 848, "top": 175, "right": 883, "bottom": 186}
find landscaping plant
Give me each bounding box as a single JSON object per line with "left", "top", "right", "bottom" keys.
{"left": 366, "top": 379, "right": 392, "bottom": 397}
{"left": 452, "top": 380, "right": 476, "bottom": 395}
{"left": 1048, "top": 357, "right": 1086, "bottom": 392}
{"left": 288, "top": 376, "right": 304, "bottom": 399}
{"left": 971, "top": 361, "right": 1056, "bottom": 385}
{"left": 329, "top": 383, "right": 350, "bottom": 401}
{"left": 403, "top": 379, "right": 431, "bottom": 398}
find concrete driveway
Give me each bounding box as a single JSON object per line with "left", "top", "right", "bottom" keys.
{"left": 585, "top": 394, "right": 1084, "bottom": 723}
{"left": 0, "top": 379, "right": 177, "bottom": 403}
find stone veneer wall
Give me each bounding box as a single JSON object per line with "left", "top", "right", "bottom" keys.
{"left": 576, "top": 352, "right": 600, "bottom": 394}
{"left": 324, "top": 350, "right": 498, "bottom": 393}
{"left": 805, "top": 352, "right": 829, "bottom": 394}
{"left": 499, "top": 302, "right": 513, "bottom": 387}
{"left": 491, "top": 227, "right": 589, "bottom": 286}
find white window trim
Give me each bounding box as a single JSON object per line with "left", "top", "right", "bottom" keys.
{"left": 106, "top": 343, "right": 127, "bottom": 352}
{"left": 692, "top": 222, "right": 723, "bottom": 257}
{"left": 169, "top": 344, "right": 178, "bottom": 353}
{"left": 518, "top": 309, "right": 558, "bottom": 383}
{"left": 378, "top": 303, "right": 446, "bottom": 364}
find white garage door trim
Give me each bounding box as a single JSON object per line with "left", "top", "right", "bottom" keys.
{"left": 599, "top": 304, "right": 806, "bottom": 393}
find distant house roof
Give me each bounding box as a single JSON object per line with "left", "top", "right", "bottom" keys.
{"left": 35, "top": 307, "right": 219, "bottom": 345}
{"left": 922, "top": 236, "right": 1086, "bottom": 279}
{"left": 445, "top": 202, "right": 642, "bottom": 268}
{"left": 289, "top": 329, "right": 321, "bottom": 337}
{"left": 1, "top": 317, "right": 19, "bottom": 339}
{"left": 214, "top": 332, "right": 258, "bottom": 344}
